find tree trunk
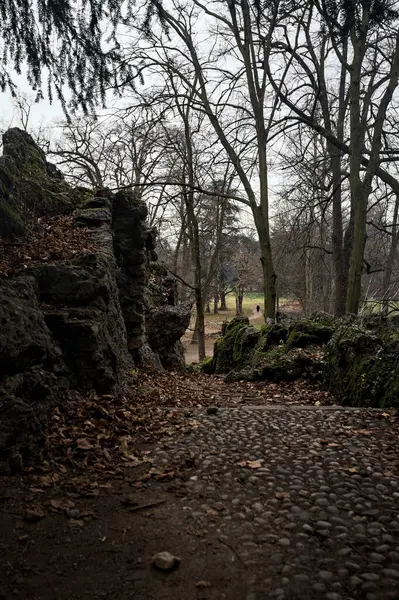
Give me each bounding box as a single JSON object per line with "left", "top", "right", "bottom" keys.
{"left": 220, "top": 286, "right": 227, "bottom": 310}
{"left": 213, "top": 295, "right": 219, "bottom": 314}
{"left": 238, "top": 287, "right": 244, "bottom": 314}
{"left": 382, "top": 194, "right": 399, "bottom": 296}
{"left": 304, "top": 247, "right": 313, "bottom": 317}
{"left": 330, "top": 151, "right": 346, "bottom": 316}
{"left": 346, "top": 181, "right": 367, "bottom": 314}
{"left": 254, "top": 207, "right": 276, "bottom": 319}
{"left": 235, "top": 290, "right": 240, "bottom": 315}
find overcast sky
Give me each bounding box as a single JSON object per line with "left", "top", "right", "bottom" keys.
{"left": 0, "top": 69, "right": 66, "bottom": 132}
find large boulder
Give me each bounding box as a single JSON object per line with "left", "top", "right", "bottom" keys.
{"left": 143, "top": 259, "right": 192, "bottom": 370}
{"left": 113, "top": 190, "right": 149, "bottom": 357}
{"left": 146, "top": 302, "right": 192, "bottom": 368}
{"left": 325, "top": 324, "right": 399, "bottom": 408}
{"left": 0, "top": 277, "right": 63, "bottom": 473}
{"left": 0, "top": 192, "right": 134, "bottom": 472}
{"left": 206, "top": 315, "right": 333, "bottom": 382}
{"left": 0, "top": 128, "right": 79, "bottom": 238}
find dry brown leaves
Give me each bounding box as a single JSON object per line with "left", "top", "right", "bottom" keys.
{"left": 0, "top": 215, "right": 97, "bottom": 278}
{"left": 135, "top": 371, "right": 334, "bottom": 408}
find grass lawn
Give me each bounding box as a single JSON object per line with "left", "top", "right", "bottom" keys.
{"left": 188, "top": 293, "right": 302, "bottom": 334}
{"left": 188, "top": 292, "right": 265, "bottom": 330}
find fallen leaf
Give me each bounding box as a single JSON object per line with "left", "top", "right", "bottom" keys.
{"left": 76, "top": 439, "right": 94, "bottom": 450}
{"left": 69, "top": 519, "right": 84, "bottom": 528}
{"left": 24, "top": 506, "right": 46, "bottom": 522}
{"left": 237, "top": 459, "right": 263, "bottom": 469}
{"left": 50, "top": 499, "right": 75, "bottom": 511}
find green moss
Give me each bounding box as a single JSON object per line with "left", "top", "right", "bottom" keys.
{"left": 213, "top": 316, "right": 250, "bottom": 373}
{"left": 200, "top": 356, "right": 214, "bottom": 374}
{"left": 286, "top": 331, "right": 314, "bottom": 348}
{"left": 0, "top": 197, "right": 25, "bottom": 237}
{"left": 256, "top": 324, "right": 288, "bottom": 352}
{"left": 325, "top": 325, "right": 399, "bottom": 408}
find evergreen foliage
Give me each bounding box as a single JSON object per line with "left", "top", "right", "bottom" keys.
{"left": 0, "top": 0, "right": 138, "bottom": 112}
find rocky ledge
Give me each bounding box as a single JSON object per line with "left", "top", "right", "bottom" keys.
{"left": 0, "top": 129, "right": 191, "bottom": 473}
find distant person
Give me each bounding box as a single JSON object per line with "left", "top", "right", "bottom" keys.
{"left": 256, "top": 305, "right": 260, "bottom": 313}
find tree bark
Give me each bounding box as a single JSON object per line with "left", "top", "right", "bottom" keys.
{"left": 220, "top": 288, "right": 227, "bottom": 310}
{"left": 382, "top": 194, "right": 399, "bottom": 296}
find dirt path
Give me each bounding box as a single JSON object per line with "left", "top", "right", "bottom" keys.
{"left": 182, "top": 305, "right": 264, "bottom": 364}
{"left": 1, "top": 373, "right": 399, "bottom": 600}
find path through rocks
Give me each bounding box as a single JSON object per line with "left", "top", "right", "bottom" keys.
{"left": 1, "top": 381, "right": 399, "bottom": 600}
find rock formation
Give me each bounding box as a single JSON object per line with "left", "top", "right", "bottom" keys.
{"left": 204, "top": 313, "right": 399, "bottom": 408}
{"left": 0, "top": 129, "right": 191, "bottom": 473}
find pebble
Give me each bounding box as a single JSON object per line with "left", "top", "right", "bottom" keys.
{"left": 278, "top": 538, "right": 290, "bottom": 547}
{"left": 151, "top": 551, "right": 180, "bottom": 571}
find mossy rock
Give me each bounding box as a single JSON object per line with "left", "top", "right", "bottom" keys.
{"left": 286, "top": 321, "right": 333, "bottom": 349}
{"left": 227, "top": 346, "right": 322, "bottom": 383}
{"left": 213, "top": 316, "right": 251, "bottom": 373}
{"left": 0, "top": 195, "right": 25, "bottom": 238}
{"left": 257, "top": 323, "right": 288, "bottom": 351}
{"left": 325, "top": 325, "right": 399, "bottom": 408}
{"left": 0, "top": 128, "right": 80, "bottom": 239}
{"left": 200, "top": 356, "right": 214, "bottom": 374}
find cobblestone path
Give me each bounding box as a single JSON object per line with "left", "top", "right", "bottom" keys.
{"left": 152, "top": 406, "right": 399, "bottom": 600}
{"left": 1, "top": 405, "right": 399, "bottom": 600}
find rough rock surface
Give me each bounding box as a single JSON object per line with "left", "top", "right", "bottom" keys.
{"left": 0, "top": 132, "right": 190, "bottom": 472}
{"left": 144, "top": 263, "right": 192, "bottom": 369}
{"left": 0, "top": 277, "right": 62, "bottom": 474}
{"left": 113, "top": 190, "right": 149, "bottom": 359}
{"left": 210, "top": 316, "right": 330, "bottom": 382}
{"left": 208, "top": 315, "right": 399, "bottom": 408}
{"left": 325, "top": 323, "right": 399, "bottom": 408}
{"left": 0, "top": 128, "right": 79, "bottom": 238}
{"left": 0, "top": 189, "right": 134, "bottom": 472}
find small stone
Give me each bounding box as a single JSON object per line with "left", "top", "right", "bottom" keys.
{"left": 325, "top": 594, "right": 342, "bottom": 600}
{"left": 361, "top": 573, "right": 379, "bottom": 582}
{"left": 195, "top": 581, "right": 211, "bottom": 588}
{"left": 151, "top": 551, "right": 180, "bottom": 571}
{"left": 278, "top": 538, "right": 290, "bottom": 547}
{"left": 318, "top": 570, "right": 334, "bottom": 582}
{"left": 206, "top": 407, "right": 218, "bottom": 415}
{"left": 316, "top": 498, "right": 328, "bottom": 507}
{"left": 349, "top": 576, "right": 362, "bottom": 587}
{"left": 24, "top": 508, "right": 45, "bottom": 523}
{"left": 382, "top": 569, "right": 399, "bottom": 579}
{"left": 369, "top": 553, "right": 385, "bottom": 563}
{"left": 302, "top": 524, "right": 314, "bottom": 534}
{"left": 316, "top": 521, "right": 331, "bottom": 528}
